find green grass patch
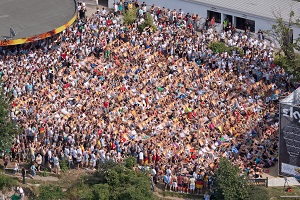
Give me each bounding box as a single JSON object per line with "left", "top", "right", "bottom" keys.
{"left": 0, "top": 173, "right": 18, "bottom": 190}
{"left": 267, "top": 186, "right": 300, "bottom": 200}
{"left": 37, "top": 185, "right": 65, "bottom": 200}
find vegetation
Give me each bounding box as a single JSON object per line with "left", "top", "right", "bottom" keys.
{"left": 227, "top": 46, "right": 244, "bottom": 56}
{"left": 248, "top": 186, "right": 269, "bottom": 200}
{"left": 125, "top": 156, "right": 137, "bottom": 169}
{"left": 37, "top": 185, "right": 65, "bottom": 200}
{"left": 209, "top": 42, "right": 244, "bottom": 56}
{"left": 267, "top": 186, "right": 300, "bottom": 200}
{"left": 65, "top": 160, "right": 155, "bottom": 200}
{"left": 59, "top": 158, "right": 69, "bottom": 173}
{"left": 123, "top": 8, "right": 156, "bottom": 33}
{"left": 138, "top": 13, "right": 157, "bottom": 33}
{"left": 214, "top": 157, "right": 249, "bottom": 200}
{"left": 0, "top": 86, "right": 20, "bottom": 152}
{"left": 0, "top": 173, "right": 17, "bottom": 190}
{"left": 269, "top": 10, "right": 300, "bottom": 80}
{"left": 123, "top": 7, "right": 139, "bottom": 25}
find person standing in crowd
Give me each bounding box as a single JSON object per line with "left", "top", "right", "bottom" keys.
{"left": 30, "top": 163, "right": 36, "bottom": 177}
{"left": 210, "top": 16, "right": 215, "bottom": 27}
{"left": 36, "top": 154, "right": 43, "bottom": 171}
{"left": 13, "top": 161, "right": 19, "bottom": 175}
{"left": 53, "top": 154, "right": 60, "bottom": 174}
{"left": 21, "top": 167, "right": 26, "bottom": 184}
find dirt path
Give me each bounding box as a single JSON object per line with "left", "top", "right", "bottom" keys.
{"left": 153, "top": 185, "right": 203, "bottom": 200}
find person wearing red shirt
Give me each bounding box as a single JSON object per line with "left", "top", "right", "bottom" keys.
{"left": 103, "top": 101, "right": 109, "bottom": 113}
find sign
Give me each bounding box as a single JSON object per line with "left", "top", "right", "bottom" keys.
{"left": 282, "top": 106, "right": 300, "bottom": 123}
{"left": 279, "top": 103, "right": 300, "bottom": 176}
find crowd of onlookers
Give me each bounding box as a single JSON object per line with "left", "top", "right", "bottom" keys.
{"left": 0, "top": 0, "right": 297, "bottom": 196}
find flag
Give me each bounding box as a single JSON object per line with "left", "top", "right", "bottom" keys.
{"left": 218, "top": 125, "right": 223, "bottom": 133}
{"left": 10, "top": 27, "right": 16, "bottom": 38}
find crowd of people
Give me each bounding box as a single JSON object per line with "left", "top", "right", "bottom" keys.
{"left": 0, "top": 0, "right": 297, "bottom": 195}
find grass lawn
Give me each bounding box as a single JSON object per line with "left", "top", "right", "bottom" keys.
{"left": 268, "top": 186, "right": 300, "bottom": 200}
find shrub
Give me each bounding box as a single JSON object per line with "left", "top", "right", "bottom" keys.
{"left": 138, "top": 13, "right": 157, "bottom": 33}
{"left": 209, "top": 42, "right": 228, "bottom": 54}
{"left": 228, "top": 46, "right": 244, "bottom": 56}
{"left": 0, "top": 173, "right": 17, "bottom": 190}
{"left": 92, "top": 184, "right": 110, "bottom": 200}
{"left": 37, "top": 185, "right": 64, "bottom": 200}
{"left": 59, "top": 158, "right": 68, "bottom": 173}
{"left": 42, "top": 168, "right": 49, "bottom": 177}
{"left": 125, "top": 156, "right": 137, "bottom": 169}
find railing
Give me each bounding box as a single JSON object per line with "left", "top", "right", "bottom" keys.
{"left": 249, "top": 177, "right": 268, "bottom": 188}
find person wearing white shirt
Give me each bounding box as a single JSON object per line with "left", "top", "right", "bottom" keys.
{"left": 53, "top": 155, "right": 60, "bottom": 174}
{"left": 139, "top": 151, "right": 144, "bottom": 165}
{"left": 17, "top": 187, "right": 24, "bottom": 199}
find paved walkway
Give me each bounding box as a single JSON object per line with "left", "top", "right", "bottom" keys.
{"left": 260, "top": 163, "right": 300, "bottom": 187}
{"left": 268, "top": 177, "right": 300, "bottom": 187}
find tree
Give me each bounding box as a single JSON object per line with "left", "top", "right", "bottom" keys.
{"left": 214, "top": 157, "right": 249, "bottom": 200}
{"left": 97, "top": 161, "right": 155, "bottom": 200}
{"left": 138, "top": 13, "right": 157, "bottom": 33}
{"left": 0, "top": 86, "right": 20, "bottom": 153}
{"left": 124, "top": 156, "right": 137, "bottom": 169}
{"left": 209, "top": 42, "right": 244, "bottom": 56}
{"left": 66, "top": 160, "right": 155, "bottom": 200}
{"left": 269, "top": 10, "right": 300, "bottom": 80}
{"left": 123, "top": 7, "right": 138, "bottom": 25}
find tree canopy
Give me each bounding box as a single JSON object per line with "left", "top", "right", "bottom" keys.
{"left": 66, "top": 160, "right": 155, "bottom": 200}
{"left": 269, "top": 10, "right": 300, "bottom": 81}
{"left": 214, "top": 157, "right": 250, "bottom": 200}
{"left": 0, "top": 86, "right": 20, "bottom": 152}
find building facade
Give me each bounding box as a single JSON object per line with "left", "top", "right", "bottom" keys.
{"left": 142, "top": 0, "right": 300, "bottom": 39}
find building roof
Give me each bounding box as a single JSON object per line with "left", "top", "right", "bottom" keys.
{"left": 0, "top": 0, "right": 76, "bottom": 41}
{"left": 190, "top": 0, "right": 300, "bottom": 22}
{"left": 281, "top": 87, "right": 300, "bottom": 106}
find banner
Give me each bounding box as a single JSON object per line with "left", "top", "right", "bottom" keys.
{"left": 0, "top": 12, "right": 77, "bottom": 46}
{"left": 279, "top": 103, "right": 300, "bottom": 176}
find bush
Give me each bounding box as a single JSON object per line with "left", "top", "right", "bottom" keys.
{"left": 125, "top": 156, "right": 137, "bottom": 169}
{"left": 42, "top": 168, "right": 49, "bottom": 177}
{"left": 37, "top": 185, "right": 65, "bottom": 200}
{"left": 59, "top": 158, "right": 68, "bottom": 173}
{"left": 0, "top": 173, "right": 17, "bottom": 190}
{"left": 228, "top": 46, "right": 244, "bottom": 56}
{"left": 138, "top": 13, "right": 157, "bottom": 33}
{"left": 209, "top": 42, "right": 228, "bottom": 54}
{"left": 92, "top": 184, "right": 110, "bottom": 200}
{"left": 74, "top": 160, "right": 155, "bottom": 200}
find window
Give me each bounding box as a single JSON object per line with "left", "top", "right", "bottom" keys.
{"left": 207, "top": 10, "right": 221, "bottom": 23}
{"left": 223, "top": 14, "right": 233, "bottom": 24}
{"left": 235, "top": 17, "right": 255, "bottom": 32}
